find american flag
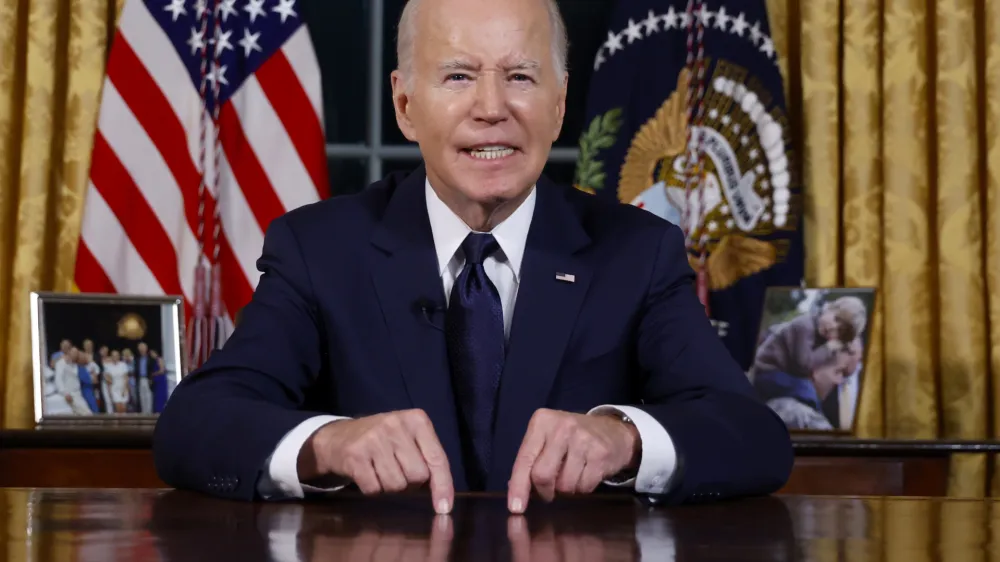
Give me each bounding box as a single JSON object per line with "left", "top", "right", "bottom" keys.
{"left": 74, "top": 0, "right": 328, "bottom": 368}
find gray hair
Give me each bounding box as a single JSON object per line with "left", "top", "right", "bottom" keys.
{"left": 396, "top": 0, "right": 568, "bottom": 91}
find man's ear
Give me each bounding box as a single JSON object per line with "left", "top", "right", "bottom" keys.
{"left": 390, "top": 70, "right": 418, "bottom": 142}
{"left": 553, "top": 73, "right": 569, "bottom": 140}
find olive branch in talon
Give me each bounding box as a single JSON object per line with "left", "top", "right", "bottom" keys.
{"left": 573, "top": 107, "right": 623, "bottom": 194}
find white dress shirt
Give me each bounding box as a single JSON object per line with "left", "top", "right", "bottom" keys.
{"left": 257, "top": 180, "right": 678, "bottom": 499}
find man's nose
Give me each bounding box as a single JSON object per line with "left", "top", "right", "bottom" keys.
{"left": 472, "top": 72, "right": 509, "bottom": 124}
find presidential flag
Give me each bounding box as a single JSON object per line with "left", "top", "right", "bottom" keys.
{"left": 74, "top": 0, "right": 329, "bottom": 368}
{"left": 575, "top": 0, "right": 804, "bottom": 370}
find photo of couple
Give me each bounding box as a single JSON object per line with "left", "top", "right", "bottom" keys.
{"left": 749, "top": 287, "right": 876, "bottom": 433}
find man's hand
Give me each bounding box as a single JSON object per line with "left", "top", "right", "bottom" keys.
{"left": 507, "top": 409, "right": 640, "bottom": 513}
{"left": 300, "top": 409, "right": 454, "bottom": 514}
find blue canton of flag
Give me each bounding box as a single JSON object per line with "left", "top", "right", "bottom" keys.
{"left": 574, "top": 1, "right": 804, "bottom": 371}
{"left": 150, "top": 0, "right": 302, "bottom": 110}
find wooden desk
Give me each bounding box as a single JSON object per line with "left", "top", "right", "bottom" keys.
{"left": 3, "top": 488, "right": 999, "bottom": 561}
{"left": 4, "top": 430, "right": 1000, "bottom": 496}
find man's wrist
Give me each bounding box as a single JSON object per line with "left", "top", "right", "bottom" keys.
{"left": 296, "top": 420, "right": 339, "bottom": 482}
{"left": 597, "top": 411, "right": 642, "bottom": 474}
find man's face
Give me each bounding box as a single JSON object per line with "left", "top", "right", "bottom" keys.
{"left": 60, "top": 340, "right": 71, "bottom": 353}
{"left": 111, "top": 351, "right": 121, "bottom": 362}
{"left": 390, "top": 0, "right": 567, "bottom": 211}
{"left": 138, "top": 343, "right": 148, "bottom": 356}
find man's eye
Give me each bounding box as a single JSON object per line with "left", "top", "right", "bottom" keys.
{"left": 510, "top": 73, "right": 533, "bottom": 82}
{"left": 446, "top": 73, "right": 469, "bottom": 81}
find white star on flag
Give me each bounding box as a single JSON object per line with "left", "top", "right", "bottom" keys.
{"left": 623, "top": 19, "right": 643, "bottom": 44}
{"left": 731, "top": 13, "right": 750, "bottom": 36}
{"left": 213, "top": 27, "right": 233, "bottom": 54}
{"left": 604, "top": 30, "right": 624, "bottom": 54}
{"left": 244, "top": 0, "right": 267, "bottom": 23}
{"left": 642, "top": 10, "right": 660, "bottom": 35}
{"left": 239, "top": 28, "right": 262, "bottom": 57}
{"left": 164, "top": 0, "right": 186, "bottom": 22}
{"left": 273, "top": 0, "right": 298, "bottom": 23}
{"left": 186, "top": 27, "right": 206, "bottom": 55}
{"left": 216, "top": 0, "right": 238, "bottom": 23}
{"left": 715, "top": 7, "right": 731, "bottom": 30}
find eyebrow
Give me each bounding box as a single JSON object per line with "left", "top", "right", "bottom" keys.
{"left": 437, "top": 58, "right": 542, "bottom": 72}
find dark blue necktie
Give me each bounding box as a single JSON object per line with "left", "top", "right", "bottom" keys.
{"left": 445, "top": 233, "right": 505, "bottom": 489}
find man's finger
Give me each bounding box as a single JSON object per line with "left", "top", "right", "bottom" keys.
{"left": 530, "top": 433, "right": 568, "bottom": 502}
{"left": 410, "top": 414, "right": 454, "bottom": 514}
{"left": 372, "top": 449, "right": 408, "bottom": 493}
{"left": 350, "top": 458, "right": 382, "bottom": 495}
{"left": 508, "top": 421, "right": 548, "bottom": 513}
{"left": 556, "top": 445, "right": 586, "bottom": 494}
{"left": 393, "top": 436, "right": 431, "bottom": 485}
{"left": 576, "top": 461, "right": 606, "bottom": 494}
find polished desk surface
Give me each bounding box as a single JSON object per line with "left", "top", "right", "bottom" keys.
{"left": 3, "top": 488, "right": 1000, "bottom": 561}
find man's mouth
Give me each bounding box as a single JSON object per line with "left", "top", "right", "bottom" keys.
{"left": 462, "top": 145, "right": 518, "bottom": 160}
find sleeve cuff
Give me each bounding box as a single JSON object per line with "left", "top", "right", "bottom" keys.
{"left": 257, "top": 415, "right": 352, "bottom": 500}
{"left": 587, "top": 405, "right": 678, "bottom": 495}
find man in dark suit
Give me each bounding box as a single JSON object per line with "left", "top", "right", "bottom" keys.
{"left": 152, "top": 0, "right": 793, "bottom": 514}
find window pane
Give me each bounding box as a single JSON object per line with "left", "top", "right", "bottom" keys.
{"left": 305, "top": 2, "right": 368, "bottom": 144}
{"left": 381, "top": 0, "right": 414, "bottom": 147}
{"left": 377, "top": 0, "right": 617, "bottom": 149}
{"left": 328, "top": 158, "right": 369, "bottom": 197}
{"left": 555, "top": 0, "right": 617, "bottom": 147}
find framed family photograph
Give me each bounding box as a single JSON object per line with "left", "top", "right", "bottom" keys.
{"left": 30, "top": 292, "right": 187, "bottom": 428}
{"left": 748, "top": 286, "right": 877, "bottom": 434}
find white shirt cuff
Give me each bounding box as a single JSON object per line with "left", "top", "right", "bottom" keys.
{"left": 587, "top": 405, "right": 678, "bottom": 495}
{"left": 257, "top": 415, "right": 351, "bottom": 499}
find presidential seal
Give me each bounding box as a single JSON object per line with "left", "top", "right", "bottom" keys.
{"left": 618, "top": 62, "right": 796, "bottom": 291}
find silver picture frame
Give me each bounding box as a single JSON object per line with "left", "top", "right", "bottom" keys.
{"left": 30, "top": 291, "right": 187, "bottom": 429}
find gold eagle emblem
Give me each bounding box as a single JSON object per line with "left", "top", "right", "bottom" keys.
{"left": 618, "top": 66, "right": 791, "bottom": 290}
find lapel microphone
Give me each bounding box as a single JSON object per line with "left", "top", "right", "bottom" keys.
{"left": 415, "top": 298, "right": 446, "bottom": 330}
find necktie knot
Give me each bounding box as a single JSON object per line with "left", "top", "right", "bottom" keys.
{"left": 461, "top": 233, "right": 500, "bottom": 265}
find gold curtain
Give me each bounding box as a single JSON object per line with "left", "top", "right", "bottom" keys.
{"left": 768, "top": 0, "right": 1000, "bottom": 496}
{"left": 0, "top": 1, "right": 120, "bottom": 429}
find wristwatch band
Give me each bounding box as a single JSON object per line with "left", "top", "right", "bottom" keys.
{"left": 605, "top": 411, "right": 639, "bottom": 483}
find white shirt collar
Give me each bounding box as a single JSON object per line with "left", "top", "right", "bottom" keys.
{"left": 425, "top": 178, "right": 535, "bottom": 281}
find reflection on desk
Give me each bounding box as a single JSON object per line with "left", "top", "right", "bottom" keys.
{"left": 0, "top": 488, "right": 997, "bottom": 561}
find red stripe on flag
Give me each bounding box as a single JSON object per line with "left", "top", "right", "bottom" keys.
{"left": 74, "top": 240, "right": 116, "bottom": 294}
{"left": 90, "top": 133, "right": 186, "bottom": 305}
{"left": 106, "top": 32, "right": 216, "bottom": 258}
{"left": 217, "top": 237, "right": 254, "bottom": 322}
{"left": 218, "top": 101, "right": 286, "bottom": 233}
{"left": 255, "top": 51, "right": 329, "bottom": 199}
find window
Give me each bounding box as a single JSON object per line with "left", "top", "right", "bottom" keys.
{"left": 305, "top": 0, "right": 617, "bottom": 196}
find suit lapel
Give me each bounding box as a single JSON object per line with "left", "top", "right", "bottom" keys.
{"left": 369, "top": 167, "right": 468, "bottom": 491}
{"left": 488, "top": 179, "right": 593, "bottom": 489}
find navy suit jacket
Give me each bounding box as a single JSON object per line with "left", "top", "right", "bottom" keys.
{"left": 152, "top": 166, "right": 793, "bottom": 503}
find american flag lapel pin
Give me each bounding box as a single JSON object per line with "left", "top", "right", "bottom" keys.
{"left": 555, "top": 272, "right": 575, "bottom": 283}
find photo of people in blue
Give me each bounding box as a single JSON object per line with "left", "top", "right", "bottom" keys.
{"left": 748, "top": 288, "right": 876, "bottom": 433}
{"left": 38, "top": 300, "right": 179, "bottom": 418}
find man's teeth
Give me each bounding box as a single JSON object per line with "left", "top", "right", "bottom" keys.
{"left": 468, "top": 146, "right": 515, "bottom": 160}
